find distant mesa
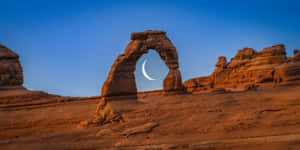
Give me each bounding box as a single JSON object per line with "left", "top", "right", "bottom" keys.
{"left": 183, "top": 45, "right": 300, "bottom": 93}
{"left": 0, "top": 44, "right": 25, "bottom": 92}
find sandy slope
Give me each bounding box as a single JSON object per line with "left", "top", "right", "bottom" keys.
{"left": 1, "top": 83, "right": 300, "bottom": 150}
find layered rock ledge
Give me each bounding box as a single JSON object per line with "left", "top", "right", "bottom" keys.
{"left": 183, "top": 45, "right": 300, "bottom": 93}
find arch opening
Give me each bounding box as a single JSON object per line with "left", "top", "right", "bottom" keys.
{"left": 134, "top": 49, "right": 168, "bottom": 92}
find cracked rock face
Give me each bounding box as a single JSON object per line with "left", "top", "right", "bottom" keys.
{"left": 0, "top": 44, "right": 24, "bottom": 90}
{"left": 101, "top": 30, "right": 183, "bottom": 98}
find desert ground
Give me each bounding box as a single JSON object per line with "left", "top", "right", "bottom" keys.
{"left": 1, "top": 82, "right": 300, "bottom": 150}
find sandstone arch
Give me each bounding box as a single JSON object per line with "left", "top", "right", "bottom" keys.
{"left": 101, "top": 30, "right": 183, "bottom": 98}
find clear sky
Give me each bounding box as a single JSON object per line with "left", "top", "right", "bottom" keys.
{"left": 1, "top": 0, "right": 299, "bottom": 96}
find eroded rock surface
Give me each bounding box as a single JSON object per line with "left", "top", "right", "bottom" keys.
{"left": 0, "top": 44, "right": 24, "bottom": 91}
{"left": 121, "top": 122, "right": 159, "bottom": 137}
{"left": 184, "top": 45, "right": 300, "bottom": 93}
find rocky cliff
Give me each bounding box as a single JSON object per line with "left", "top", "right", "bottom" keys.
{"left": 183, "top": 45, "right": 300, "bottom": 93}
{"left": 0, "top": 44, "right": 24, "bottom": 91}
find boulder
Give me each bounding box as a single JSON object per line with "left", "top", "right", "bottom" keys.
{"left": 183, "top": 76, "right": 212, "bottom": 93}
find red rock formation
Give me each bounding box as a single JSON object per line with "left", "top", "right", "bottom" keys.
{"left": 215, "top": 56, "right": 227, "bottom": 69}
{"left": 163, "top": 69, "right": 183, "bottom": 91}
{"left": 274, "top": 62, "right": 300, "bottom": 83}
{"left": 290, "top": 49, "right": 300, "bottom": 62}
{"left": 184, "top": 45, "right": 300, "bottom": 93}
{"left": 183, "top": 76, "right": 213, "bottom": 93}
{"left": 92, "top": 31, "right": 184, "bottom": 126}
{"left": 101, "top": 30, "right": 183, "bottom": 98}
{"left": 0, "top": 44, "right": 24, "bottom": 91}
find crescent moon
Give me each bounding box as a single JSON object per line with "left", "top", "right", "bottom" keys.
{"left": 142, "top": 60, "right": 155, "bottom": 80}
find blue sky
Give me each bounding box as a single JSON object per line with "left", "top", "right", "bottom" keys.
{"left": 1, "top": 0, "right": 299, "bottom": 96}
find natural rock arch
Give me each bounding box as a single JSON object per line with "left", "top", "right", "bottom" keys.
{"left": 101, "top": 30, "right": 183, "bottom": 98}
